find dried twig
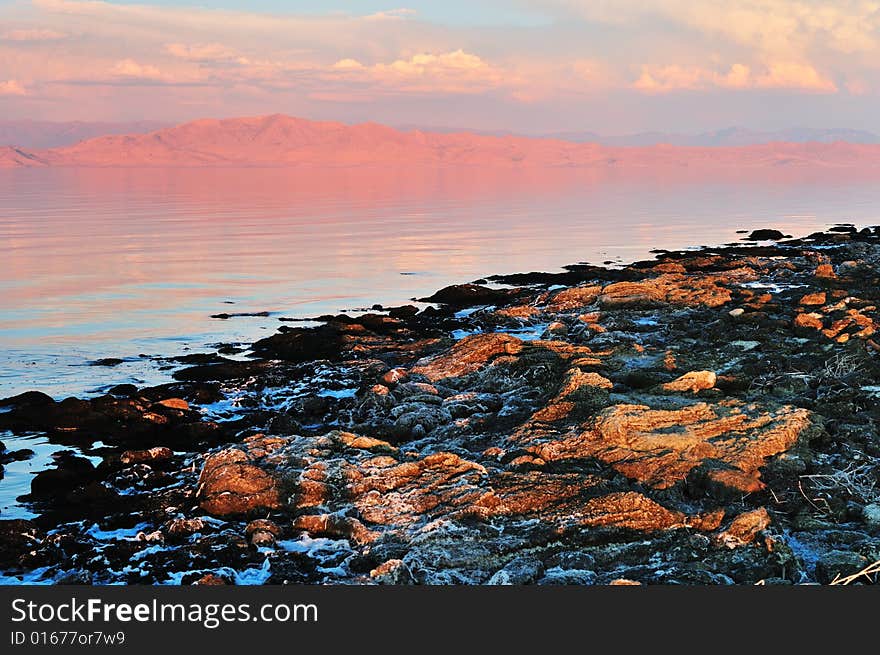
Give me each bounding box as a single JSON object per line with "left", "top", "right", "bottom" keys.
{"left": 830, "top": 559, "right": 880, "bottom": 585}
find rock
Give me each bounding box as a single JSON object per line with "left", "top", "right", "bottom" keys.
{"left": 0, "top": 390, "right": 55, "bottom": 409}
{"left": 30, "top": 454, "right": 96, "bottom": 498}
{"left": 419, "top": 284, "right": 508, "bottom": 307}
{"left": 348, "top": 452, "right": 487, "bottom": 528}
{"left": 119, "top": 446, "right": 173, "bottom": 466}
{"left": 814, "top": 264, "right": 837, "bottom": 279}
{"left": 486, "top": 556, "right": 544, "bottom": 585}
{"left": 608, "top": 578, "right": 642, "bottom": 585}
{"left": 197, "top": 438, "right": 283, "bottom": 516}
{"left": 0, "top": 520, "right": 44, "bottom": 568}
{"left": 166, "top": 517, "right": 207, "bottom": 540}
{"left": 92, "top": 358, "right": 124, "bottom": 367}
{"left": 862, "top": 503, "right": 880, "bottom": 530}
{"left": 728, "top": 308, "right": 745, "bottom": 317}
{"left": 245, "top": 519, "right": 281, "bottom": 546}
{"left": 387, "top": 304, "right": 419, "bottom": 319}
{"left": 250, "top": 324, "right": 344, "bottom": 362}
{"left": 815, "top": 550, "right": 869, "bottom": 584}
{"left": 194, "top": 574, "right": 227, "bottom": 585}
{"left": 381, "top": 368, "right": 408, "bottom": 386}
{"left": 370, "top": 559, "right": 413, "bottom": 584}
{"left": 794, "top": 313, "right": 824, "bottom": 331}
{"left": 411, "top": 333, "right": 523, "bottom": 381}
{"left": 529, "top": 402, "right": 813, "bottom": 495}
{"left": 598, "top": 272, "right": 741, "bottom": 309}
{"left": 799, "top": 292, "right": 827, "bottom": 306}
{"left": 747, "top": 229, "right": 786, "bottom": 241}
{"left": 155, "top": 398, "right": 189, "bottom": 410}
{"left": 662, "top": 370, "right": 717, "bottom": 393}
{"left": 496, "top": 305, "right": 541, "bottom": 320}
{"left": 714, "top": 508, "right": 771, "bottom": 548}
{"left": 547, "top": 285, "right": 602, "bottom": 310}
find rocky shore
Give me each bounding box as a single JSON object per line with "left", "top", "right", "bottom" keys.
{"left": 2, "top": 227, "right": 880, "bottom": 585}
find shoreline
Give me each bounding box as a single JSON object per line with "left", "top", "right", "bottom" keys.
{"left": 2, "top": 226, "right": 880, "bottom": 585}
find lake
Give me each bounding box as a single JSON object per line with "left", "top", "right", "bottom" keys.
{"left": 2, "top": 165, "right": 880, "bottom": 399}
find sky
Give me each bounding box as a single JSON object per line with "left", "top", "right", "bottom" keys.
{"left": 1, "top": 0, "right": 879, "bottom": 134}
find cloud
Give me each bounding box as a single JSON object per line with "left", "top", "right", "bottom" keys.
{"left": 363, "top": 8, "right": 417, "bottom": 21}
{"left": 755, "top": 61, "right": 838, "bottom": 91}
{"left": 164, "top": 42, "right": 242, "bottom": 63}
{"left": 633, "top": 61, "right": 837, "bottom": 93}
{"left": 0, "top": 79, "right": 27, "bottom": 96}
{"left": 529, "top": 1, "right": 880, "bottom": 57}
{"left": 332, "top": 50, "right": 506, "bottom": 94}
{"left": 112, "top": 59, "right": 163, "bottom": 80}
{"left": 2, "top": 29, "right": 67, "bottom": 41}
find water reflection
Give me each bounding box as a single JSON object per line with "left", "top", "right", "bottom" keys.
{"left": 1, "top": 165, "right": 879, "bottom": 397}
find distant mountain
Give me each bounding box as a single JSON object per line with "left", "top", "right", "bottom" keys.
{"left": 547, "top": 126, "right": 880, "bottom": 147}
{"left": 2, "top": 114, "right": 880, "bottom": 169}
{"left": 0, "top": 120, "right": 171, "bottom": 149}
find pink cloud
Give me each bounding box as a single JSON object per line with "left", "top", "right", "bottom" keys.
{"left": 164, "top": 42, "right": 243, "bottom": 64}
{"left": 112, "top": 59, "right": 163, "bottom": 80}
{"left": 332, "top": 50, "right": 505, "bottom": 95}
{"left": 0, "top": 80, "right": 28, "bottom": 96}
{"left": 634, "top": 62, "right": 837, "bottom": 94}
{"left": 363, "top": 8, "right": 417, "bottom": 22}
{"left": 2, "top": 28, "right": 67, "bottom": 41}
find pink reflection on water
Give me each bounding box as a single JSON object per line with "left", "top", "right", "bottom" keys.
{"left": 1, "top": 164, "right": 879, "bottom": 396}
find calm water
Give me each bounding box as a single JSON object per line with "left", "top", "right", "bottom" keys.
{"left": 2, "top": 165, "right": 880, "bottom": 399}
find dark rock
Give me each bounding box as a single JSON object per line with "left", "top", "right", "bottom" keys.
{"left": 0, "top": 520, "right": 44, "bottom": 567}
{"left": 0, "top": 390, "right": 55, "bottom": 409}
{"left": 747, "top": 229, "right": 786, "bottom": 241}
{"left": 815, "top": 550, "right": 869, "bottom": 584}
{"left": 251, "top": 324, "right": 345, "bottom": 362}
{"left": 30, "top": 453, "right": 97, "bottom": 498}
{"left": 210, "top": 311, "right": 271, "bottom": 319}
{"left": 419, "top": 284, "right": 508, "bottom": 308}
{"left": 91, "top": 358, "right": 124, "bottom": 367}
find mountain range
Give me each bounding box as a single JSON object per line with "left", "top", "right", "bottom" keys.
{"left": 2, "top": 114, "right": 880, "bottom": 169}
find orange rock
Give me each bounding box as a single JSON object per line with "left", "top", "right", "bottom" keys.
{"left": 381, "top": 368, "right": 408, "bottom": 386}
{"left": 532, "top": 402, "right": 812, "bottom": 493}
{"left": 815, "top": 263, "right": 837, "bottom": 279}
{"left": 794, "top": 313, "right": 824, "bottom": 330}
{"left": 292, "top": 514, "right": 376, "bottom": 545}
{"left": 653, "top": 262, "right": 687, "bottom": 273}
{"left": 194, "top": 574, "right": 226, "bottom": 586}
{"left": 349, "top": 452, "right": 488, "bottom": 527}
{"left": 120, "top": 446, "right": 173, "bottom": 465}
{"left": 799, "top": 292, "right": 827, "bottom": 306}
{"left": 156, "top": 397, "right": 189, "bottom": 411}
{"left": 609, "top": 579, "right": 642, "bottom": 586}
{"left": 598, "top": 272, "right": 742, "bottom": 309}
{"left": 331, "top": 430, "right": 396, "bottom": 453}
{"left": 663, "top": 350, "right": 678, "bottom": 371}
{"left": 714, "top": 508, "right": 771, "bottom": 548}
{"left": 560, "top": 369, "right": 614, "bottom": 393}
{"left": 578, "top": 492, "right": 689, "bottom": 531}
{"left": 411, "top": 333, "right": 523, "bottom": 381}
{"left": 662, "top": 370, "right": 716, "bottom": 393}
{"left": 245, "top": 519, "right": 281, "bottom": 546}
{"left": 547, "top": 285, "right": 603, "bottom": 310}
{"left": 495, "top": 305, "right": 541, "bottom": 320}
{"left": 370, "top": 559, "right": 410, "bottom": 583}
{"left": 197, "top": 447, "right": 281, "bottom": 516}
